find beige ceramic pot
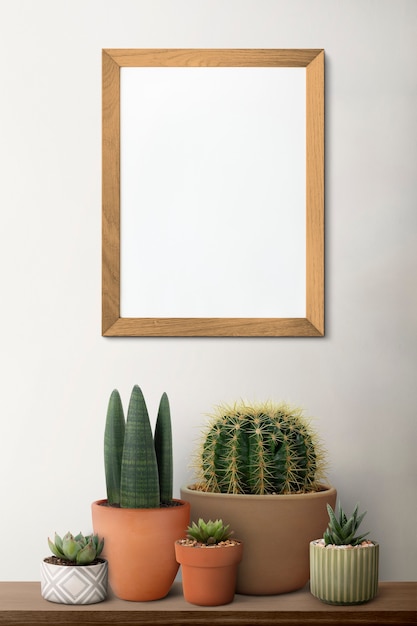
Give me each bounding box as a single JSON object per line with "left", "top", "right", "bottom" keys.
{"left": 92, "top": 498, "right": 190, "bottom": 601}
{"left": 310, "top": 540, "right": 379, "bottom": 605}
{"left": 180, "top": 484, "right": 336, "bottom": 595}
{"left": 175, "top": 540, "right": 243, "bottom": 606}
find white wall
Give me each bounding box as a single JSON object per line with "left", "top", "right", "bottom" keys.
{"left": 0, "top": 0, "right": 416, "bottom": 582}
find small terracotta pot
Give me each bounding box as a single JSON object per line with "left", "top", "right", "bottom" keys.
{"left": 309, "top": 540, "right": 379, "bottom": 605}
{"left": 175, "top": 540, "right": 243, "bottom": 606}
{"left": 40, "top": 558, "right": 108, "bottom": 604}
{"left": 92, "top": 499, "right": 190, "bottom": 601}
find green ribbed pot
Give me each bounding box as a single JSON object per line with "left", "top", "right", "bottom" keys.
{"left": 309, "top": 540, "right": 379, "bottom": 605}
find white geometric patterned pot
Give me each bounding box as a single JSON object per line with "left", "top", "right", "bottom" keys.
{"left": 309, "top": 540, "right": 379, "bottom": 605}
{"left": 40, "top": 558, "right": 108, "bottom": 604}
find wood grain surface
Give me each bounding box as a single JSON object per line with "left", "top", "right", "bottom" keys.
{"left": 0, "top": 582, "right": 415, "bottom": 625}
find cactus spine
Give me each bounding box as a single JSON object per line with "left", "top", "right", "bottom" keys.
{"left": 196, "top": 401, "right": 327, "bottom": 495}
{"left": 104, "top": 385, "right": 173, "bottom": 508}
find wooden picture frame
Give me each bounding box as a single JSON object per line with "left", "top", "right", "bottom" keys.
{"left": 102, "top": 49, "right": 324, "bottom": 337}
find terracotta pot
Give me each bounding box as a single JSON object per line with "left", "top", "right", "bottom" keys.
{"left": 175, "top": 540, "right": 243, "bottom": 606}
{"left": 91, "top": 498, "right": 190, "bottom": 601}
{"left": 40, "top": 558, "right": 108, "bottom": 604}
{"left": 180, "top": 484, "right": 336, "bottom": 595}
{"left": 310, "top": 540, "right": 379, "bottom": 605}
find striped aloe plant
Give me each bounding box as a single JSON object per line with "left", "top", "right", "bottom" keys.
{"left": 104, "top": 385, "right": 173, "bottom": 508}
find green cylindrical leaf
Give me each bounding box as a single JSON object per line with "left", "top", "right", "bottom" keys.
{"left": 104, "top": 389, "right": 125, "bottom": 506}
{"left": 120, "top": 385, "right": 160, "bottom": 508}
{"left": 154, "top": 392, "right": 173, "bottom": 504}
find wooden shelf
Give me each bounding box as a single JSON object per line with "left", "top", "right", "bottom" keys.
{"left": 0, "top": 581, "right": 415, "bottom": 625}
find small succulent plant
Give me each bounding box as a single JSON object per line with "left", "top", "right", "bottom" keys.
{"left": 186, "top": 518, "right": 233, "bottom": 545}
{"left": 323, "top": 503, "right": 370, "bottom": 546}
{"left": 48, "top": 532, "right": 104, "bottom": 565}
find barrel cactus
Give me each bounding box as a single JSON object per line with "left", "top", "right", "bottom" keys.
{"left": 104, "top": 385, "right": 173, "bottom": 508}
{"left": 194, "top": 401, "right": 327, "bottom": 495}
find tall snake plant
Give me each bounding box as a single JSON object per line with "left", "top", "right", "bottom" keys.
{"left": 104, "top": 385, "right": 173, "bottom": 508}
